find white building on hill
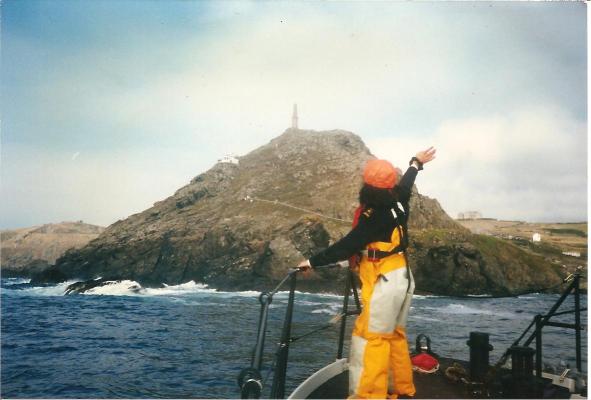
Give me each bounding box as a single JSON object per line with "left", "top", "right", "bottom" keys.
{"left": 562, "top": 251, "right": 581, "bottom": 257}
{"left": 457, "top": 211, "right": 482, "bottom": 220}
{"left": 218, "top": 154, "right": 239, "bottom": 165}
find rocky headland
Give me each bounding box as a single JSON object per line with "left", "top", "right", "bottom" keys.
{"left": 1, "top": 222, "right": 104, "bottom": 277}
{"left": 32, "top": 129, "right": 564, "bottom": 295}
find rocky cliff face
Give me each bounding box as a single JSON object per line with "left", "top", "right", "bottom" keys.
{"left": 33, "top": 129, "right": 562, "bottom": 295}
{"left": 409, "top": 230, "right": 563, "bottom": 296}
{"left": 1, "top": 222, "right": 104, "bottom": 277}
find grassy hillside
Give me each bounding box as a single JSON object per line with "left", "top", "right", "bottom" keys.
{"left": 410, "top": 228, "right": 567, "bottom": 295}
{"left": 455, "top": 220, "right": 587, "bottom": 290}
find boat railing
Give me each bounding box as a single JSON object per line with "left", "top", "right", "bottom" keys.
{"left": 239, "top": 265, "right": 586, "bottom": 399}
{"left": 497, "top": 270, "right": 587, "bottom": 379}
{"left": 237, "top": 262, "right": 360, "bottom": 399}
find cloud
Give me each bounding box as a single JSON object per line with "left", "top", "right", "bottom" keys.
{"left": 1, "top": 2, "right": 586, "bottom": 228}
{"left": 15, "top": 2, "right": 584, "bottom": 148}
{"left": 368, "top": 105, "right": 587, "bottom": 222}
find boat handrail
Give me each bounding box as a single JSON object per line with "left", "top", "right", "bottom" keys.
{"left": 237, "top": 262, "right": 359, "bottom": 399}
{"left": 495, "top": 271, "right": 587, "bottom": 378}
{"left": 239, "top": 264, "right": 586, "bottom": 399}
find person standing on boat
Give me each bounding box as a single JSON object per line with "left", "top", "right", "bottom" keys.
{"left": 298, "top": 147, "right": 436, "bottom": 399}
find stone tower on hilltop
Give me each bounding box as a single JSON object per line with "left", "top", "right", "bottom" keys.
{"left": 291, "top": 104, "right": 298, "bottom": 129}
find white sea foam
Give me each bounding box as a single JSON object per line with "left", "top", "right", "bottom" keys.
{"left": 143, "top": 281, "right": 215, "bottom": 296}
{"left": 82, "top": 280, "right": 263, "bottom": 298}
{"left": 2, "top": 277, "right": 32, "bottom": 285}
{"left": 5, "top": 280, "right": 79, "bottom": 296}
{"left": 225, "top": 290, "right": 261, "bottom": 297}
{"left": 311, "top": 309, "right": 337, "bottom": 315}
{"left": 412, "top": 294, "right": 443, "bottom": 300}
{"left": 297, "top": 300, "right": 324, "bottom": 306}
{"left": 411, "top": 315, "right": 440, "bottom": 322}
{"left": 299, "top": 291, "right": 343, "bottom": 299}
{"left": 421, "top": 303, "right": 516, "bottom": 318}
{"left": 1, "top": 278, "right": 347, "bottom": 301}
{"left": 83, "top": 280, "right": 145, "bottom": 296}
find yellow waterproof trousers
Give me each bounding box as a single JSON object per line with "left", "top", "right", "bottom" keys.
{"left": 349, "top": 254, "right": 416, "bottom": 399}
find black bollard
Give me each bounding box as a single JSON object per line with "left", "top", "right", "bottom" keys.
{"left": 508, "top": 346, "right": 537, "bottom": 398}
{"left": 467, "top": 332, "right": 493, "bottom": 383}
{"left": 510, "top": 346, "right": 535, "bottom": 380}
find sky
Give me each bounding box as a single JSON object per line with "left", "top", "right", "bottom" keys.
{"left": 1, "top": 1, "right": 587, "bottom": 229}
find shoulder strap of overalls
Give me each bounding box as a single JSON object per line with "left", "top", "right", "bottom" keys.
{"left": 392, "top": 202, "right": 412, "bottom": 293}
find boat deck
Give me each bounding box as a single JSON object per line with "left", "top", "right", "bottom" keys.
{"left": 302, "top": 357, "right": 573, "bottom": 399}
{"left": 412, "top": 358, "right": 474, "bottom": 399}
{"left": 305, "top": 357, "right": 472, "bottom": 399}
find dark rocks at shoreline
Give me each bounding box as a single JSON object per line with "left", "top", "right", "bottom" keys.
{"left": 2, "top": 259, "right": 51, "bottom": 278}
{"left": 30, "top": 265, "right": 68, "bottom": 283}
{"left": 64, "top": 278, "right": 143, "bottom": 295}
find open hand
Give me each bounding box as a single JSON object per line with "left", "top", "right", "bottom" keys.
{"left": 416, "top": 146, "right": 436, "bottom": 164}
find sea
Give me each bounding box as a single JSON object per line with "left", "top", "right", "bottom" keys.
{"left": 1, "top": 277, "right": 587, "bottom": 399}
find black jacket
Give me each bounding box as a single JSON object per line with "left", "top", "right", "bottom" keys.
{"left": 309, "top": 166, "right": 418, "bottom": 267}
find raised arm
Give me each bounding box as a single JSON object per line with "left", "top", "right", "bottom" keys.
{"left": 395, "top": 147, "right": 437, "bottom": 203}
{"left": 394, "top": 167, "right": 418, "bottom": 203}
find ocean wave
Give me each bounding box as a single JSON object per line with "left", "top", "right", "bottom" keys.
{"left": 143, "top": 281, "right": 216, "bottom": 296}
{"left": 411, "top": 315, "right": 441, "bottom": 322}
{"left": 296, "top": 300, "right": 329, "bottom": 307}
{"left": 421, "top": 303, "right": 516, "bottom": 318}
{"left": 83, "top": 280, "right": 145, "bottom": 296}
{"left": 1, "top": 277, "right": 351, "bottom": 300}
{"left": 261, "top": 290, "right": 343, "bottom": 300}
{"left": 142, "top": 283, "right": 341, "bottom": 299}
{"left": 2, "top": 277, "right": 32, "bottom": 285}
{"left": 311, "top": 308, "right": 338, "bottom": 315}
{"left": 1, "top": 279, "right": 263, "bottom": 298}
{"left": 84, "top": 280, "right": 265, "bottom": 298}
{"left": 2, "top": 280, "right": 79, "bottom": 296}
{"left": 297, "top": 291, "right": 343, "bottom": 299}
{"left": 412, "top": 294, "right": 443, "bottom": 300}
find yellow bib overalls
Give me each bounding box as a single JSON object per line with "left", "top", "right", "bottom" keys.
{"left": 349, "top": 222, "right": 416, "bottom": 399}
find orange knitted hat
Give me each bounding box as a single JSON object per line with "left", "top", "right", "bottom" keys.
{"left": 363, "top": 159, "right": 398, "bottom": 189}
